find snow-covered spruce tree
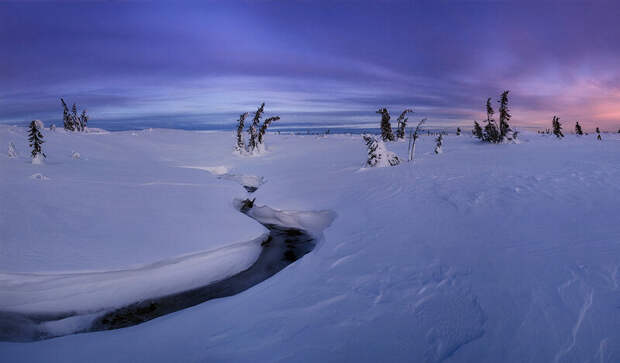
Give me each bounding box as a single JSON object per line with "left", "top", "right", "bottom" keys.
{"left": 377, "top": 108, "right": 395, "bottom": 141}
{"left": 71, "top": 104, "right": 81, "bottom": 131}
{"left": 235, "top": 112, "right": 248, "bottom": 153}
{"left": 475, "top": 92, "right": 514, "bottom": 143}
{"left": 61, "top": 98, "right": 74, "bottom": 131}
{"left": 552, "top": 116, "right": 564, "bottom": 138}
{"left": 363, "top": 135, "right": 379, "bottom": 167}
{"left": 473, "top": 121, "right": 483, "bottom": 140}
{"left": 247, "top": 103, "right": 265, "bottom": 152}
{"left": 395, "top": 108, "right": 413, "bottom": 140}
{"left": 484, "top": 119, "right": 500, "bottom": 143}
{"left": 575, "top": 122, "right": 583, "bottom": 135}
{"left": 79, "top": 110, "right": 89, "bottom": 131}
{"left": 408, "top": 118, "right": 426, "bottom": 162}
{"left": 486, "top": 97, "right": 494, "bottom": 122}
{"left": 483, "top": 97, "right": 500, "bottom": 143}
{"left": 8, "top": 141, "right": 17, "bottom": 158}
{"left": 363, "top": 134, "right": 400, "bottom": 167}
{"left": 240, "top": 103, "right": 280, "bottom": 154}
{"left": 60, "top": 99, "right": 89, "bottom": 132}
{"left": 434, "top": 134, "right": 443, "bottom": 154}
{"left": 498, "top": 90, "right": 512, "bottom": 141}
{"left": 456, "top": 127, "right": 461, "bottom": 136}
{"left": 28, "top": 120, "right": 46, "bottom": 163}
{"left": 258, "top": 116, "right": 280, "bottom": 146}
{"left": 50, "top": 124, "right": 56, "bottom": 132}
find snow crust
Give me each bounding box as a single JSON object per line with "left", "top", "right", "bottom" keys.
{"left": 245, "top": 203, "right": 335, "bottom": 235}
{"left": 1, "top": 125, "right": 620, "bottom": 362}
{"left": 0, "top": 236, "right": 265, "bottom": 315}
{"left": 0, "top": 126, "right": 265, "bottom": 272}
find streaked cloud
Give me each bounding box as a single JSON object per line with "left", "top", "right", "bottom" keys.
{"left": 1, "top": 1, "right": 618, "bottom": 131}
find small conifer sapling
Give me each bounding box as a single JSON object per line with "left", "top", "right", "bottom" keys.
{"left": 235, "top": 112, "right": 248, "bottom": 152}
{"left": 28, "top": 120, "right": 46, "bottom": 162}
{"left": 363, "top": 135, "right": 400, "bottom": 167}
{"left": 377, "top": 108, "right": 395, "bottom": 141}
{"left": 434, "top": 134, "right": 443, "bottom": 154}
{"left": 247, "top": 103, "right": 265, "bottom": 152}
{"left": 79, "top": 110, "right": 89, "bottom": 131}
{"left": 552, "top": 116, "right": 564, "bottom": 138}
{"left": 61, "top": 98, "right": 74, "bottom": 131}
{"left": 395, "top": 108, "right": 413, "bottom": 140}
{"left": 71, "top": 104, "right": 80, "bottom": 131}
{"left": 498, "top": 90, "right": 512, "bottom": 141}
{"left": 483, "top": 97, "right": 500, "bottom": 143}
{"left": 258, "top": 116, "right": 280, "bottom": 145}
{"left": 575, "top": 122, "right": 583, "bottom": 135}
{"left": 473, "top": 121, "right": 483, "bottom": 140}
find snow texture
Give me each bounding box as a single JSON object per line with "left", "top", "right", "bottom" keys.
{"left": 1, "top": 125, "right": 620, "bottom": 363}
{"left": 31, "top": 153, "right": 44, "bottom": 165}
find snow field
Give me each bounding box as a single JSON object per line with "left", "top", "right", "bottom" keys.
{"left": 1, "top": 125, "right": 620, "bottom": 362}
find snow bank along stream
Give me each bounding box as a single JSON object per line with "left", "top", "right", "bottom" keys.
{"left": 0, "top": 178, "right": 335, "bottom": 342}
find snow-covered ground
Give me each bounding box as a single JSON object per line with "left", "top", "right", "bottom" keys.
{"left": 1, "top": 124, "right": 620, "bottom": 362}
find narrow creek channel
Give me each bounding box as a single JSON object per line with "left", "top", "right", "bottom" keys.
{"left": 90, "top": 203, "right": 316, "bottom": 331}
{"left": 0, "top": 195, "right": 321, "bottom": 342}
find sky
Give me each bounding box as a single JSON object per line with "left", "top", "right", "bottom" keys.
{"left": 1, "top": 0, "right": 619, "bottom": 131}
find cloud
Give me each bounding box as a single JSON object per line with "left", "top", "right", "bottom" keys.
{"left": 1, "top": 1, "right": 619, "bottom": 129}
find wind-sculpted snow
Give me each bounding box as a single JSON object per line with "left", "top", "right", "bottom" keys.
{"left": 180, "top": 165, "right": 266, "bottom": 192}
{"left": 1, "top": 126, "right": 620, "bottom": 362}
{"left": 410, "top": 266, "right": 486, "bottom": 362}
{"left": 0, "top": 202, "right": 334, "bottom": 342}
{"left": 0, "top": 236, "right": 265, "bottom": 341}
{"left": 242, "top": 202, "right": 336, "bottom": 235}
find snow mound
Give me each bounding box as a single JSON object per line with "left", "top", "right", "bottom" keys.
{"left": 363, "top": 135, "right": 400, "bottom": 168}
{"left": 29, "top": 173, "right": 49, "bottom": 180}
{"left": 242, "top": 202, "right": 336, "bottom": 236}
{"left": 180, "top": 165, "right": 264, "bottom": 190}
{"left": 31, "top": 154, "right": 44, "bottom": 165}
{"left": 0, "top": 233, "right": 266, "bottom": 319}
{"left": 180, "top": 165, "right": 230, "bottom": 175}
{"left": 220, "top": 173, "right": 265, "bottom": 190}
{"left": 84, "top": 128, "right": 110, "bottom": 134}
{"left": 33, "top": 120, "right": 44, "bottom": 130}
{"left": 7, "top": 141, "right": 17, "bottom": 158}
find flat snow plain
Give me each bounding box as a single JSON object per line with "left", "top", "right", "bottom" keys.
{"left": 1, "top": 124, "right": 619, "bottom": 362}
